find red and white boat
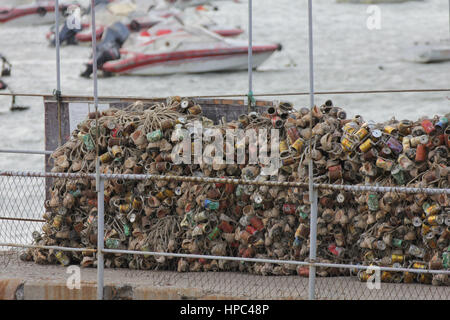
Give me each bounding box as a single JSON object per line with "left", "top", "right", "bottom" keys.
{"left": 0, "top": 0, "right": 68, "bottom": 25}
{"left": 100, "top": 20, "right": 280, "bottom": 75}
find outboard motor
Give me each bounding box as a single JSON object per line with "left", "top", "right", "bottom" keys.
{"left": 80, "top": 22, "right": 130, "bottom": 78}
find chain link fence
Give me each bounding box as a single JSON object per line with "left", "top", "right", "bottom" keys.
{"left": 0, "top": 175, "right": 45, "bottom": 246}
{"left": 0, "top": 172, "right": 449, "bottom": 300}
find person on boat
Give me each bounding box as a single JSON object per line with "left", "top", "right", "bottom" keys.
{"left": 80, "top": 21, "right": 130, "bottom": 78}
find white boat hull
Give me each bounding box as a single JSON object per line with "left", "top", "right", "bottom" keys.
{"left": 408, "top": 40, "right": 450, "bottom": 63}
{"left": 108, "top": 51, "right": 275, "bottom": 76}
{"left": 413, "top": 48, "right": 450, "bottom": 63}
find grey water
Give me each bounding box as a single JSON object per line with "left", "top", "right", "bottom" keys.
{"left": 0, "top": 0, "right": 449, "bottom": 171}
{"left": 0, "top": 0, "right": 449, "bottom": 244}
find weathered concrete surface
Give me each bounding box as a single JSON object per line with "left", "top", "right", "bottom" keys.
{"left": 23, "top": 280, "right": 97, "bottom": 300}
{"left": 1, "top": 253, "right": 448, "bottom": 300}
{"left": 0, "top": 279, "right": 23, "bottom": 300}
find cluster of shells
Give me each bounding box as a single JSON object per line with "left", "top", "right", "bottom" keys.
{"left": 22, "top": 97, "right": 449, "bottom": 286}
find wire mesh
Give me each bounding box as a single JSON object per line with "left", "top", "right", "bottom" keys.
{"left": 0, "top": 172, "right": 449, "bottom": 300}
{"left": 314, "top": 274, "right": 449, "bottom": 300}
{"left": 0, "top": 175, "right": 45, "bottom": 247}
{"left": 313, "top": 184, "right": 449, "bottom": 300}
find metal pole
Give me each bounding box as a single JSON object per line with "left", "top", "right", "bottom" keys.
{"left": 0, "top": 149, "right": 53, "bottom": 155}
{"left": 91, "top": 0, "right": 100, "bottom": 190}
{"left": 307, "top": 0, "right": 314, "bottom": 109}
{"left": 247, "top": 0, "right": 253, "bottom": 112}
{"left": 307, "top": 0, "right": 316, "bottom": 301}
{"left": 96, "top": 177, "right": 105, "bottom": 300}
{"left": 91, "top": 1, "right": 98, "bottom": 113}
{"left": 308, "top": 187, "right": 318, "bottom": 300}
{"left": 55, "top": 0, "right": 62, "bottom": 146}
{"left": 55, "top": 0, "right": 61, "bottom": 93}
{"left": 91, "top": 0, "right": 103, "bottom": 301}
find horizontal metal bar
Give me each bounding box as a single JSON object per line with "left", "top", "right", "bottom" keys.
{"left": 0, "top": 243, "right": 96, "bottom": 253}
{"left": 0, "top": 243, "right": 447, "bottom": 275}
{"left": 247, "top": 88, "right": 450, "bottom": 97}
{"left": 102, "top": 249, "right": 450, "bottom": 275}
{"left": 312, "top": 261, "right": 450, "bottom": 275}
{"left": 0, "top": 217, "right": 45, "bottom": 223}
{"left": 0, "top": 149, "right": 53, "bottom": 155}
{"left": 0, "top": 92, "right": 47, "bottom": 98}
{"left": 0, "top": 88, "right": 449, "bottom": 100}
{"left": 0, "top": 170, "right": 310, "bottom": 188}
{"left": 0, "top": 171, "right": 96, "bottom": 180}
{"left": 51, "top": 100, "right": 148, "bottom": 104}
{"left": 102, "top": 248, "right": 310, "bottom": 267}
{"left": 1, "top": 170, "right": 448, "bottom": 195}
{"left": 313, "top": 183, "right": 450, "bottom": 195}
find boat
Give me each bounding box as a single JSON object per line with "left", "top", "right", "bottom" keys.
{"left": 405, "top": 1, "right": 450, "bottom": 63}
{"left": 0, "top": 0, "right": 71, "bottom": 26}
{"left": 408, "top": 39, "right": 450, "bottom": 63}
{"left": 98, "top": 19, "right": 280, "bottom": 76}
{"left": 68, "top": 3, "right": 243, "bottom": 45}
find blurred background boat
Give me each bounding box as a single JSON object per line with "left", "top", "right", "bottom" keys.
{"left": 0, "top": 0, "right": 75, "bottom": 26}
{"left": 46, "top": 0, "right": 243, "bottom": 46}
{"left": 405, "top": 0, "right": 450, "bottom": 63}
{"left": 82, "top": 17, "right": 280, "bottom": 77}
{"left": 407, "top": 39, "right": 450, "bottom": 63}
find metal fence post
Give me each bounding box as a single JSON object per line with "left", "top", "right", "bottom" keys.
{"left": 97, "top": 176, "right": 105, "bottom": 300}
{"left": 55, "top": 0, "right": 60, "bottom": 94}
{"left": 54, "top": 0, "right": 63, "bottom": 147}
{"left": 308, "top": 186, "right": 318, "bottom": 300}
{"left": 307, "top": 0, "right": 316, "bottom": 301}
{"left": 90, "top": 1, "right": 104, "bottom": 300}
{"left": 247, "top": 0, "right": 253, "bottom": 112}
